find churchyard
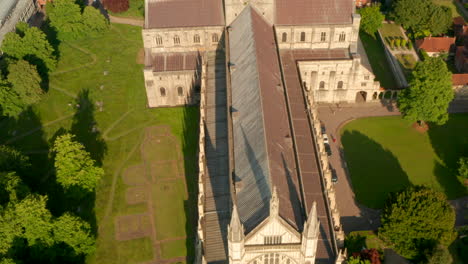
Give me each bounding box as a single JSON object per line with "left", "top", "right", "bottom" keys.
{"left": 0, "top": 23, "right": 197, "bottom": 264}
{"left": 341, "top": 115, "right": 468, "bottom": 209}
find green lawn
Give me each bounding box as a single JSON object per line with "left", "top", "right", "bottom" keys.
{"left": 396, "top": 54, "right": 417, "bottom": 79}
{"left": 360, "top": 31, "right": 398, "bottom": 89}
{"left": 0, "top": 24, "right": 198, "bottom": 263}
{"left": 341, "top": 115, "right": 468, "bottom": 209}
{"left": 109, "top": 0, "right": 144, "bottom": 19}
{"left": 380, "top": 23, "right": 405, "bottom": 39}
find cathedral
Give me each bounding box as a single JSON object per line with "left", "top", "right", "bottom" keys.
{"left": 142, "top": 0, "right": 380, "bottom": 263}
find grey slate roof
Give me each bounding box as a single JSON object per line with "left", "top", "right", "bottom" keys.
{"left": 276, "top": 0, "right": 353, "bottom": 25}
{"left": 229, "top": 6, "right": 304, "bottom": 232}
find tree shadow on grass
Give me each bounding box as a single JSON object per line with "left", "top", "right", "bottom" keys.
{"left": 427, "top": 114, "right": 468, "bottom": 199}
{"left": 70, "top": 89, "right": 107, "bottom": 166}
{"left": 341, "top": 130, "right": 411, "bottom": 209}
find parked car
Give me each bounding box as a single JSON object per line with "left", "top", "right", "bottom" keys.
{"left": 331, "top": 168, "right": 338, "bottom": 183}
{"left": 324, "top": 143, "right": 332, "bottom": 156}
{"left": 323, "top": 133, "right": 329, "bottom": 144}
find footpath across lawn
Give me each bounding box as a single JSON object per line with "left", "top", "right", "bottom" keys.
{"left": 341, "top": 115, "right": 468, "bottom": 209}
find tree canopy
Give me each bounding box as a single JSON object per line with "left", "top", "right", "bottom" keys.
{"left": 0, "top": 80, "right": 24, "bottom": 118}
{"left": 1, "top": 22, "right": 57, "bottom": 75}
{"left": 357, "top": 4, "right": 385, "bottom": 35}
{"left": 53, "top": 133, "right": 104, "bottom": 193}
{"left": 379, "top": 186, "right": 456, "bottom": 259}
{"left": 391, "top": 0, "right": 452, "bottom": 37}
{"left": 397, "top": 57, "right": 454, "bottom": 125}
{"left": 458, "top": 157, "right": 468, "bottom": 180}
{"left": 7, "top": 60, "right": 43, "bottom": 105}
{"left": 47, "top": 0, "right": 108, "bottom": 40}
{"left": 0, "top": 171, "right": 96, "bottom": 261}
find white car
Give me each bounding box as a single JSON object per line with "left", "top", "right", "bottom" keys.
{"left": 323, "top": 134, "right": 329, "bottom": 144}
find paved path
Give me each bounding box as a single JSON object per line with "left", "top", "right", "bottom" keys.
{"left": 108, "top": 14, "right": 144, "bottom": 27}
{"left": 318, "top": 101, "right": 400, "bottom": 233}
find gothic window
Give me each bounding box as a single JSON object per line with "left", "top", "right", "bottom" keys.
{"left": 361, "top": 82, "right": 367, "bottom": 87}
{"left": 173, "top": 35, "right": 180, "bottom": 45}
{"left": 319, "top": 81, "right": 325, "bottom": 89}
{"left": 194, "top": 34, "right": 200, "bottom": 44}
{"left": 212, "top": 33, "right": 219, "bottom": 43}
{"left": 281, "top": 32, "right": 287, "bottom": 42}
{"left": 264, "top": 236, "right": 282, "bottom": 245}
{"left": 337, "top": 81, "right": 343, "bottom": 89}
{"left": 364, "top": 75, "right": 370, "bottom": 80}
{"left": 160, "top": 87, "right": 166, "bottom": 97}
{"left": 321, "top": 32, "right": 326, "bottom": 42}
{"left": 339, "top": 32, "right": 346, "bottom": 42}
{"left": 247, "top": 253, "right": 296, "bottom": 264}
{"left": 155, "top": 35, "right": 163, "bottom": 46}
{"left": 177, "top": 86, "right": 183, "bottom": 96}
{"left": 300, "top": 32, "right": 306, "bottom": 42}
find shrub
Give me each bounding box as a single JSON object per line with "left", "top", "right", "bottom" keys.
{"left": 407, "top": 41, "right": 413, "bottom": 49}
{"left": 395, "top": 38, "right": 401, "bottom": 48}
{"left": 401, "top": 39, "right": 407, "bottom": 49}
{"left": 390, "top": 39, "right": 395, "bottom": 49}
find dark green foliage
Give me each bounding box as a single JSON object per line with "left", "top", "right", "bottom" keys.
{"left": 391, "top": 0, "right": 452, "bottom": 37}
{"left": 426, "top": 244, "right": 452, "bottom": 264}
{"left": 46, "top": 0, "right": 108, "bottom": 41}
{"left": 0, "top": 145, "right": 30, "bottom": 176}
{"left": 379, "top": 186, "right": 456, "bottom": 259}
{"left": 458, "top": 157, "right": 468, "bottom": 180}
{"left": 397, "top": 57, "right": 454, "bottom": 125}
{"left": 7, "top": 60, "right": 43, "bottom": 105}
{"left": 348, "top": 256, "right": 371, "bottom": 264}
{"left": 0, "top": 172, "right": 29, "bottom": 205}
{"left": 53, "top": 213, "right": 95, "bottom": 255}
{"left": 0, "top": 80, "right": 24, "bottom": 118}
{"left": 1, "top": 24, "right": 57, "bottom": 74}
{"left": 358, "top": 4, "right": 385, "bottom": 35}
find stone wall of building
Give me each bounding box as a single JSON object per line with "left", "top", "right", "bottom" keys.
{"left": 275, "top": 14, "right": 360, "bottom": 51}
{"left": 454, "top": 84, "right": 468, "bottom": 100}
{"left": 298, "top": 55, "right": 380, "bottom": 103}
{"left": 142, "top": 26, "right": 224, "bottom": 53}
{"left": 143, "top": 69, "right": 200, "bottom": 107}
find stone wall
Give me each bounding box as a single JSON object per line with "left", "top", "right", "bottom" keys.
{"left": 142, "top": 26, "right": 224, "bottom": 53}
{"left": 143, "top": 68, "right": 200, "bottom": 107}
{"left": 298, "top": 55, "right": 380, "bottom": 103}
{"left": 275, "top": 14, "right": 360, "bottom": 51}
{"left": 453, "top": 84, "right": 468, "bottom": 100}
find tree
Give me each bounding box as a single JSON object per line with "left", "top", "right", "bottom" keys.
{"left": 357, "top": 4, "right": 385, "bottom": 35}
{"left": 103, "top": 0, "right": 130, "bottom": 13}
{"left": 53, "top": 213, "right": 95, "bottom": 255}
{"left": 348, "top": 256, "right": 371, "bottom": 264}
{"left": 82, "top": 6, "right": 109, "bottom": 35}
{"left": 7, "top": 60, "right": 43, "bottom": 105}
{"left": 391, "top": 0, "right": 451, "bottom": 36}
{"left": 379, "top": 186, "right": 456, "bottom": 259}
{"left": 426, "top": 244, "right": 452, "bottom": 264}
{"left": 395, "top": 38, "right": 401, "bottom": 48}
{"left": 458, "top": 157, "right": 468, "bottom": 180}
{"left": 1, "top": 23, "right": 57, "bottom": 74}
{"left": 46, "top": 0, "right": 85, "bottom": 40}
{"left": 52, "top": 133, "right": 104, "bottom": 193}
{"left": 401, "top": 39, "right": 407, "bottom": 49}
{"left": 397, "top": 57, "right": 454, "bottom": 125}
{"left": 0, "top": 145, "right": 30, "bottom": 174}
{"left": 0, "top": 80, "right": 24, "bottom": 118}
{"left": 0, "top": 172, "right": 29, "bottom": 205}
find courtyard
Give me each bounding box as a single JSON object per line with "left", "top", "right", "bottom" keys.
{"left": 340, "top": 115, "right": 468, "bottom": 209}
{"left": 0, "top": 24, "right": 197, "bottom": 264}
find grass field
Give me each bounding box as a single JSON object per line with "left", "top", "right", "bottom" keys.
{"left": 0, "top": 24, "right": 198, "bottom": 263}
{"left": 109, "top": 0, "right": 144, "bottom": 19}
{"left": 360, "top": 32, "right": 398, "bottom": 89}
{"left": 341, "top": 115, "right": 468, "bottom": 209}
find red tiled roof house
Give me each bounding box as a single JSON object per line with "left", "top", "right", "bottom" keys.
{"left": 415, "top": 37, "right": 456, "bottom": 57}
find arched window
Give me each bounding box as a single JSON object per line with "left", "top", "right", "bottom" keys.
{"left": 339, "top": 32, "right": 346, "bottom": 42}
{"left": 282, "top": 32, "right": 287, "bottom": 42}
{"left": 300, "top": 32, "right": 306, "bottom": 42}
{"left": 337, "top": 81, "right": 343, "bottom": 89}
{"left": 177, "top": 86, "right": 183, "bottom": 96}
{"left": 319, "top": 81, "right": 325, "bottom": 89}
{"left": 320, "top": 32, "right": 326, "bottom": 42}
{"left": 160, "top": 87, "right": 166, "bottom": 97}
{"left": 212, "top": 33, "right": 219, "bottom": 43}
{"left": 155, "top": 35, "right": 163, "bottom": 46}
{"left": 173, "top": 35, "right": 180, "bottom": 45}
{"left": 193, "top": 34, "right": 200, "bottom": 44}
